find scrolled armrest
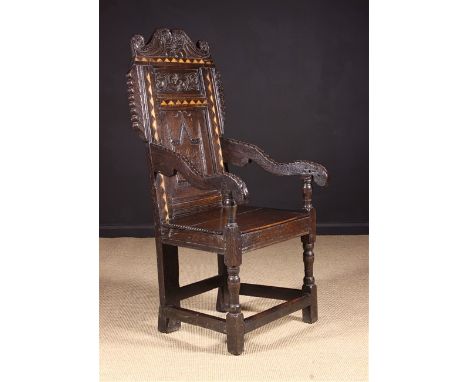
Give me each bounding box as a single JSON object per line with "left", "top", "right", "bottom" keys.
{"left": 221, "top": 138, "right": 328, "bottom": 186}
{"left": 150, "top": 143, "right": 249, "bottom": 204}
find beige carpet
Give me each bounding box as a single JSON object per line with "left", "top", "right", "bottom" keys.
{"left": 100, "top": 235, "right": 368, "bottom": 382}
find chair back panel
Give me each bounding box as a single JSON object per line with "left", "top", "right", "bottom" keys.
{"left": 127, "top": 29, "right": 226, "bottom": 221}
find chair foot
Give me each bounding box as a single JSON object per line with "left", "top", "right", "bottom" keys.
{"left": 226, "top": 312, "right": 245, "bottom": 355}
{"left": 302, "top": 284, "right": 318, "bottom": 324}
{"left": 158, "top": 308, "right": 181, "bottom": 333}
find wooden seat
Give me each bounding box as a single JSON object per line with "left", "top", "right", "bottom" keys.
{"left": 126, "top": 28, "right": 328, "bottom": 355}
{"left": 171, "top": 206, "right": 308, "bottom": 234}
{"left": 166, "top": 206, "right": 310, "bottom": 253}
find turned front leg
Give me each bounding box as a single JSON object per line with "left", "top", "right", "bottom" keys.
{"left": 226, "top": 265, "right": 244, "bottom": 354}
{"left": 301, "top": 176, "right": 318, "bottom": 323}
{"left": 301, "top": 234, "right": 318, "bottom": 323}
{"left": 216, "top": 254, "right": 229, "bottom": 312}
{"left": 227, "top": 266, "right": 241, "bottom": 314}
{"left": 223, "top": 191, "right": 245, "bottom": 355}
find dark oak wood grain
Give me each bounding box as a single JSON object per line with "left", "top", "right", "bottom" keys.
{"left": 240, "top": 283, "right": 303, "bottom": 300}
{"left": 221, "top": 138, "right": 328, "bottom": 187}
{"left": 178, "top": 275, "right": 221, "bottom": 300}
{"left": 163, "top": 306, "right": 226, "bottom": 334}
{"left": 126, "top": 28, "right": 328, "bottom": 355}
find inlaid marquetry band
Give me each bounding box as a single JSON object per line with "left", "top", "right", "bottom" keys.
{"left": 156, "top": 174, "right": 169, "bottom": 222}
{"left": 145, "top": 72, "right": 159, "bottom": 141}
{"left": 160, "top": 99, "right": 208, "bottom": 107}
{"left": 145, "top": 71, "right": 169, "bottom": 221}
{"left": 205, "top": 72, "right": 224, "bottom": 170}
{"left": 135, "top": 56, "right": 213, "bottom": 65}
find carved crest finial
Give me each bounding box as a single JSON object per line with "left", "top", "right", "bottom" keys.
{"left": 131, "top": 28, "right": 211, "bottom": 59}
{"left": 130, "top": 35, "right": 145, "bottom": 56}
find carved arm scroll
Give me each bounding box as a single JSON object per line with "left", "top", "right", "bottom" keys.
{"left": 149, "top": 143, "right": 249, "bottom": 204}
{"left": 220, "top": 138, "right": 328, "bottom": 187}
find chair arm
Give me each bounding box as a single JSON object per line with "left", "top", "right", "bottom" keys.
{"left": 220, "top": 138, "right": 328, "bottom": 187}
{"left": 150, "top": 143, "right": 249, "bottom": 204}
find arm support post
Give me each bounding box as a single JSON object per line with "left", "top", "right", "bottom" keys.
{"left": 302, "top": 176, "right": 313, "bottom": 212}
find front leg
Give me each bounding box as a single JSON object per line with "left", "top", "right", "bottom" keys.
{"left": 223, "top": 193, "right": 245, "bottom": 355}
{"left": 301, "top": 176, "right": 318, "bottom": 323}
{"left": 226, "top": 264, "right": 244, "bottom": 355}
{"left": 301, "top": 233, "right": 318, "bottom": 323}
{"left": 216, "top": 254, "right": 229, "bottom": 313}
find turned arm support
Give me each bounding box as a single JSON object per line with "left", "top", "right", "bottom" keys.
{"left": 149, "top": 143, "right": 249, "bottom": 205}
{"left": 221, "top": 137, "right": 328, "bottom": 187}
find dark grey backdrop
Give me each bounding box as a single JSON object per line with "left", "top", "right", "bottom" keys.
{"left": 100, "top": 0, "right": 368, "bottom": 237}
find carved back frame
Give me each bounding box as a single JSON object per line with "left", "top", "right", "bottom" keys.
{"left": 127, "top": 29, "right": 227, "bottom": 227}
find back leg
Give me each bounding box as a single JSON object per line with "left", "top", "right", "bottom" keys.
{"left": 156, "top": 241, "right": 181, "bottom": 333}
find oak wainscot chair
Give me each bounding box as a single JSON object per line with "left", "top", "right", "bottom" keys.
{"left": 126, "top": 28, "right": 328, "bottom": 355}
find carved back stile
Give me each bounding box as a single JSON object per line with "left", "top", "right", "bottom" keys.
{"left": 126, "top": 29, "right": 227, "bottom": 223}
